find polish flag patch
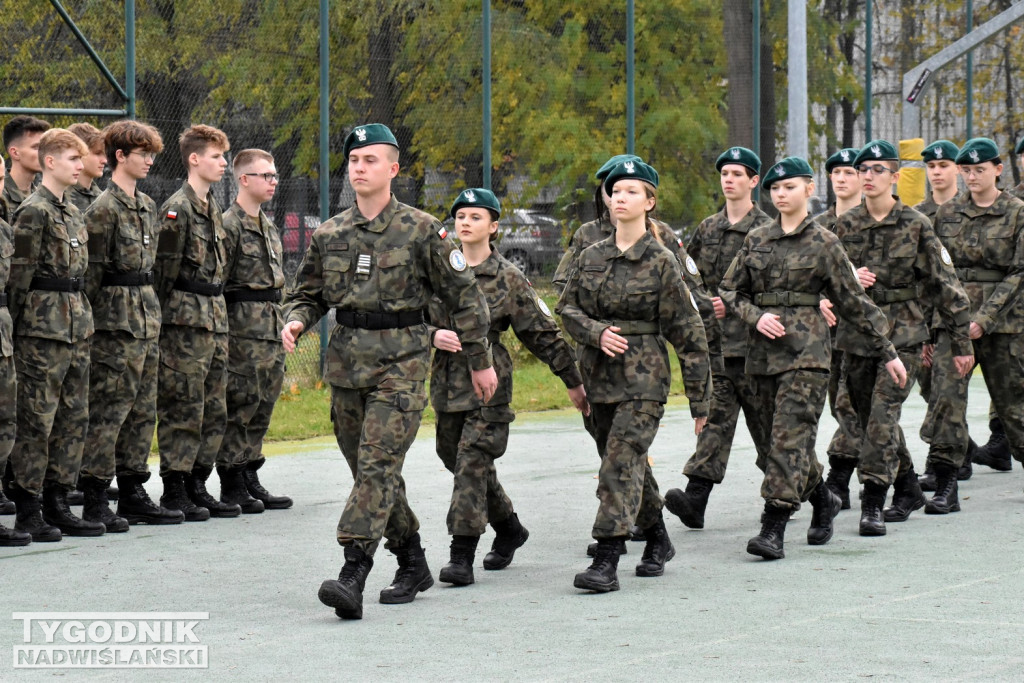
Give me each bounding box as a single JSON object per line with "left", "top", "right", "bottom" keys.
{"left": 437, "top": 226, "right": 448, "bottom": 240}
{"left": 166, "top": 210, "right": 178, "bottom": 220}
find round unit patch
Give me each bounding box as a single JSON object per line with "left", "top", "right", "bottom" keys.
{"left": 537, "top": 297, "right": 552, "bottom": 317}
{"left": 940, "top": 247, "right": 952, "bottom": 266}
{"left": 685, "top": 256, "right": 699, "bottom": 276}
{"left": 449, "top": 250, "right": 467, "bottom": 272}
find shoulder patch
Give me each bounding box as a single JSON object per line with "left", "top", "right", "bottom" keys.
{"left": 537, "top": 296, "right": 552, "bottom": 317}
{"left": 449, "top": 249, "right": 467, "bottom": 272}
{"left": 940, "top": 246, "right": 952, "bottom": 266}
{"left": 437, "top": 226, "right": 448, "bottom": 240}
{"left": 685, "top": 256, "right": 699, "bottom": 276}
{"left": 166, "top": 210, "right": 178, "bottom": 220}
{"left": 690, "top": 292, "right": 699, "bottom": 312}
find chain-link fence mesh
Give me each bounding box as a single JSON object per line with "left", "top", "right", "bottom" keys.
{"left": 5, "top": 1, "right": 1024, "bottom": 386}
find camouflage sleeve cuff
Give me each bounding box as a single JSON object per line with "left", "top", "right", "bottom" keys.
{"left": 463, "top": 340, "right": 493, "bottom": 371}
{"left": 972, "top": 313, "right": 993, "bottom": 334}
{"left": 951, "top": 335, "right": 973, "bottom": 358}
{"left": 689, "top": 400, "right": 710, "bottom": 419}
{"left": 557, "top": 364, "right": 584, "bottom": 389}
{"left": 880, "top": 342, "right": 899, "bottom": 363}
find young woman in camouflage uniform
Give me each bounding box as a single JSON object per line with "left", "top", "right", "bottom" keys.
{"left": 429, "top": 188, "right": 588, "bottom": 588}
{"left": 558, "top": 160, "right": 711, "bottom": 592}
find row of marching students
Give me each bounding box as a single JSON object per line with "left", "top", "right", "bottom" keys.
{"left": 0, "top": 116, "right": 292, "bottom": 548}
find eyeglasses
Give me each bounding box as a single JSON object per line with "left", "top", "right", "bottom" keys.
{"left": 856, "top": 164, "right": 894, "bottom": 175}
{"left": 128, "top": 151, "right": 157, "bottom": 161}
{"left": 959, "top": 166, "right": 991, "bottom": 177}
{"left": 244, "top": 172, "right": 279, "bottom": 182}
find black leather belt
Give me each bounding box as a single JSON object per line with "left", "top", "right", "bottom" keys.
{"left": 610, "top": 320, "right": 660, "bottom": 335}
{"left": 335, "top": 309, "right": 424, "bottom": 330}
{"left": 102, "top": 270, "right": 154, "bottom": 287}
{"left": 225, "top": 288, "right": 282, "bottom": 304}
{"left": 955, "top": 267, "right": 1004, "bottom": 283}
{"left": 754, "top": 291, "right": 819, "bottom": 306}
{"left": 30, "top": 276, "right": 85, "bottom": 292}
{"left": 174, "top": 275, "right": 224, "bottom": 296}
{"left": 870, "top": 287, "right": 917, "bottom": 304}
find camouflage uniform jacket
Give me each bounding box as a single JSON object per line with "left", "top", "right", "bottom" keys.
{"left": 154, "top": 181, "right": 228, "bottom": 333}
{"left": 8, "top": 185, "right": 94, "bottom": 343}
{"left": 428, "top": 249, "right": 581, "bottom": 413}
{"left": 284, "top": 194, "right": 492, "bottom": 389}
{"left": 556, "top": 230, "right": 711, "bottom": 416}
{"left": 1008, "top": 183, "right": 1024, "bottom": 201}
{"left": 834, "top": 200, "right": 972, "bottom": 356}
{"left": 0, "top": 217, "right": 13, "bottom": 358}
{"left": 222, "top": 203, "right": 286, "bottom": 342}
{"left": 83, "top": 182, "right": 160, "bottom": 340}
{"left": 687, "top": 203, "right": 774, "bottom": 357}
{"left": 720, "top": 216, "right": 897, "bottom": 376}
{"left": 933, "top": 191, "right": 1024, "bottom": 334}
{"left": 0, "top": 196, "right": 9, "bottom": 224}
{"left": 2, "top": 169, "right": 33, "bottom": 215}
{"left": 66, "top": 181, "right": 102, "bottom": 214}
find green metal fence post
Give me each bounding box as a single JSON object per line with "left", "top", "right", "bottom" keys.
{"left": 626, "top": 0, "right": 635, "bottom": 155}
{"left": 865, "top": 0, "right": 872, "bottom": 140}
{"left": 319, "top": 0, "right": 330, "bottom": 376}
{"left": 752, "top": 0, "right": 760, "bottom": 202}
{"left": 126, "top": 0, "right": 135, "bottom": 119}
{"left": 966, "top": 0, "right": 973, "bottom": 138}
{"left": 483, "top": 0, "right": 492, "bottom": 190}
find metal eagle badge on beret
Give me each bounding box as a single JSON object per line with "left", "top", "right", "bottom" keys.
{"left": 624, "top": 161, "right": 635, "bottom": 173}
{"left": 969, "top": 149, "right": 980, "bottom": 163}
{"left": 934, "top": 147, "right": 943, "bottom": 159}
{"left": 840, "top": 150, "right": 850, "bottom": 161}
{"left": 464, "top": 190, "right": 476, "bottom": 202}
{"left": 940, "top": 247, "right": 952, "bottom": 266}
{"left": 871, "top": 144, "right": 882, "bottom": 158}
{"left": 731, "top": 148, "right": 741, "bottom": 159}
{"left": 449, "top": 249, "right": 467, "bottom": 272}
{"left": 685, "top": 256, "right": 699, "bottom": 276}
{"left": 355, "top": 127, "right": 367, "bottom": 142}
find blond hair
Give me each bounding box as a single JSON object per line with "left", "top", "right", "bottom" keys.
{"left": 37, "top": 128, "right": 89, "bottom": 168}
{"left": 178, "top": 124, "right": 229, "bottom": 167}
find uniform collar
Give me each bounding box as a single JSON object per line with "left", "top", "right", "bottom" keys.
{"left": 722, "top": 203, "right": 766, "bottom": 232}
{"left": 107, "top": 181, "right": 144, "bottom": 211}
{"left": 353, "top": 194, "right": 399, "bottom": 233}
{"left": 181, "top": 181, "right": 214, "bottom": 218}
{"left": 958, "top": 191, "right": 1010, "bottom": 217}
{"left": 768, "top": 215, "right": 817, "bottom": 239}
{"left": 605, "top": 228, "right": 656, "bottom": 261}
{"left": 35, "top": 184, "right": 66, "bottom": 208}
{"left": 471, "top": 249, "right": 502, "bottom": 277}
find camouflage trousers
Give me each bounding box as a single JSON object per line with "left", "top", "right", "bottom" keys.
{"left": 683, "top": 356, "right": 769, "bottom": 483}
{"left": 750, "top": 369, "right": 828, "bottom": 511}
{"left": 157, "top": 326, "right": 228, "bottom": 476}
{"left": 80, "top": 332, "right": 158, "bottom": 481}
{"left": 331, "top": 379, "right": 425, "bottom": 556}
{"left": 826, "top": 349, "right": 864, "bottom": 463}
{"left": 918, "top": 330, "right": 972, "bottom": 468}
{"left": 589, "top": 400, "right": 665, "bottom": 539}
{"left": 217, "top": 337, "right": 285, "bottom": 469}
{"left": 0, "top": 354, "right": 15, "bottom": 475}
{"left": 435, "top": 406, "right": 516, "bottom": 536}
{"left": 9, "top": 336, "right": 90, "bottom": 495}
{"left": 843, "top": 348, "right": 922, "bottom": 487}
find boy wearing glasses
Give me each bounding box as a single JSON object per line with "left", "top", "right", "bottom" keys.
{"left": 830, "top": 140, "right": 972, "bottom": 537}
{"left": 80, "top": 120, "right": 184, "bottom": 528}
{"left": 214, "top": 149, "right": 291, "bottom": 513}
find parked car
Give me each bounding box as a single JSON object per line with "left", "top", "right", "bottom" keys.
{"left": 276, "top": 212, "right": 321, "bottom": 273}
{"left": 494, "top": 209, "right": 563, "bottom": 275}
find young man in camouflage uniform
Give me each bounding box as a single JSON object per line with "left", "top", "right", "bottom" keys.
{"left": 66, "top": 123, "right": 106, "bottom": 214}
{"left": 2, "top": 116, "right": 49, "bottom": 215}
{"left": 829, "top": 140, "right": 972, "bottom": 535}
{"left": 283, "top": 123, "right": 496, "bottom": 620}
{"left": 153, "top": 124, "right": 240, "bottom": 521}
{"left": 430, "top": 188, "right": 586, "bottom": 587}
{"left": 720, "top": 156, "right": 906, "bottom": 560}
{"left": 215, "top": 149, "right": 291, "bottom": 513}
{"left": 80, "top": 120, "right": 184, "bottom": 529}
{"left": 664, "top": 146, "right": 774, "bottom": 530}
{"left": 7, "top": 129, "right": 104, "bottom": 541}
{"left": 927, "top": 138, "right": 1024, "bottom": 510}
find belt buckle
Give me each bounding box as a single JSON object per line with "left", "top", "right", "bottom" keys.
{"left": 354, "top": 312, "right": 368, "bottom": 328}
{"left": 70, "top": 277, "right": 82, "bottom": 290}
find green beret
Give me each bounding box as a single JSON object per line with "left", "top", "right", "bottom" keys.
{"left": 449, "top": 187, "right": 501, "bottom": 219}
{"left": 1015, "top": 136, "right": 1024, "bottom": 156}
{"left": 922, "top": 140, "right": 959, "bottom": 163}
{"left": 595, "top": 154, "right": 643, "bottom": 180}
{"left": 825, "top": 148, "right": 860, "bottom": 173}
{"left": 603, "top": 159, "right": 659, "bottom": 194}
{"left": 853, "top": 139, "right": 899, "bottom": 166}
{"left": 760, "top": 156, "right": 814, "bottom": 191}
{"left": 955, "top": 137, "right": 1000, "bottom": 165}
{"left": 343, "top": 123, "right": 399, "bottom": 158}
{"left": 716, "top": 147, "right": 761, "bottom": 174}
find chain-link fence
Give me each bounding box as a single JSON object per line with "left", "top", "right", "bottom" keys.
{"left": 5, "top": 1, "right": 1024, "bottom": 386}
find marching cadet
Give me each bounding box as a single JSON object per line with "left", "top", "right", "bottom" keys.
{"left": 820, "top": 148, "right": 865, "bottom": 510}
{"left": 429, "top": 188, "right": 587, "bottom": 587}
{"left": 66, "top": 123, "right": 106, "bottom": 214}
{"left": 215, "top": 149, "right": 292, "bottom": 513}
{"left": 720, "top": 156, "right": 906, "bottom": 560}
{"left": 7, "top": 129, "right": 102, "bottom": 540}
{"left": 927, "top": 138, "right": 1024, "bottom": 510}
{"left": 828, "top": 140, "right": 972, "bottom": 536}
{"left": 665, "top": 146, "right": 774, "bottom": 530}
{"left": 283, "top": 123, "right": 497, "bottom": 620}
{"left": 2, "top": 116, "right": 49, "bottom": 214}
{"left": 558, "top": 160, "right": 711, "bottom": 592}
{"left": 80, "top": 120, "right": 184, "bottom": 528}
{"left": 153, "top": 125, "right": 240, "bottom": 521}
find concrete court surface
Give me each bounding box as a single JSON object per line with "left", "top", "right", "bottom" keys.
{"left": 1, "top": 376, "right": 1022, "bottom": 682}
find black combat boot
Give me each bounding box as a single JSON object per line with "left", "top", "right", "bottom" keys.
{"left": 117, "top": 472, "right": 184, "bottom": 525}
{"left": 635, "top": 515, "right": 675, "bottom": 577}
{"left": 746, "top": 506, "right": 789, "bottom": 560}
{"left": 379, "top": 533, "right": 434, "bottom": 604}
{"left": 807, "top": 480, "right": 842, "bottom": 545}
{"left": 574, "top": 537, "right": 623, "bottom": 592}
{"left": 438, "top": 535, "right": 480, "bottom": 586}
{"left": 973, "top": 419, "right": 1013, "bottom": 471}
{"left": 664, "top": 476, "right": 715, "bottom": 528}
{"left": 483, "top": 512, "right": 529, "bottom": 570}
{"left": 42, "top": 486, "right": 105, "bottom": 537}
{"left": 186, "top": 466, "right": 241, "bottom": 518}
{"left": 66, "top": 488, "right": 85, "bottom": 506}
{"left": 318, "top": 546, "right": 374, "bottom": 620}
{"left": 80, "top": 476, "right": 129, "bottom": 533}
{"left": 824, "top": 456, "right": 856, "bottom": 510}
{"left": 0, "top": 520, "right": 31, "bottom": 546}
{"left": 958, "top": 438, "right": 975, "bottom": 481}
{"left": 858, "top": 482, "right": 888, "bottom": 536}
{"left": 160, "top": 472, "right": 210, "bottom": 522}
{"left": 925, "top": 463, "right": 961, "bottom": 515}
{"left": 586, "top": 537, "right": 627, "bottom": 557}
{"left": 217, "top": 465, "right": 264, "bottom": 514}
{"left": 0, "top": 487, "right": 15, "bottom": 515}
{"left": 242, "top": 457, "right": 293, "bottom": 509}
{"left": 918, "top": 461, "right": 938, "bottom": 492}
{"left": 883, "top": 468, "right": 927, "bottom": 522}
{"left": 10, "top": 486, "right": 60, "bottom": 542}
